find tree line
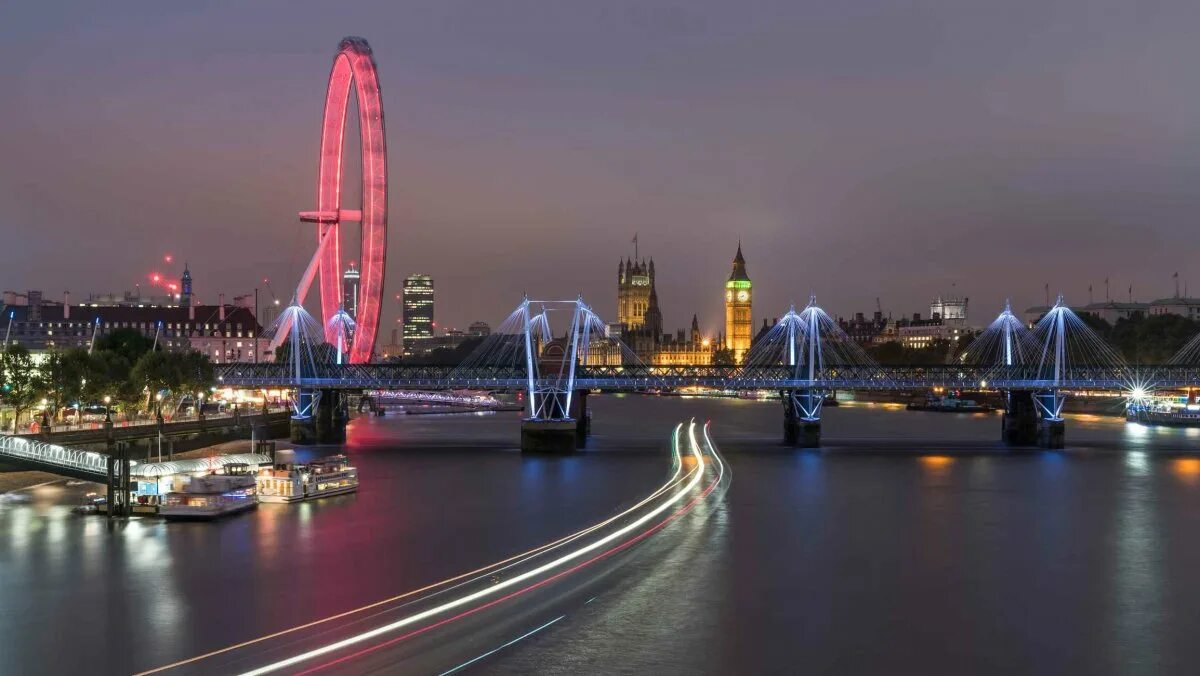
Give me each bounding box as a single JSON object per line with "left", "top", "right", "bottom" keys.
{"left": 0, "top": 328, "right": 214, "bottom": 432}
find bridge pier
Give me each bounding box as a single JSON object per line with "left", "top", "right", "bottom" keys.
{"left": 289, "top": 389, "right": 346, "bottom": 444}
{"left": 570, "top": 389, "right": 590, "bottom": 448}
{"left": 783, "top": 389, "right": 822, "bottom": 448}
{"left": 521, "top": 419, "right": 577, "bottom": 453}
{"left": 1003, "top": 390, "right": 1065, "bottom": 448}
{"left": 1035, "top": 391, "right": 1066, "bottom": 449}
{"left": 105, "top": 442, "right": 131, "bottom": 518}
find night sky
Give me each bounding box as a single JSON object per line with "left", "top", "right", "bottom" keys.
{"left": 3, "top": 1, "right": 1200, "bottom": 336}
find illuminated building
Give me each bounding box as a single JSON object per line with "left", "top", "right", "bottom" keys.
{"left": 613, "top": 251, "right": 714, "bottom": 366}
{"left": 617, "top": 258, "right": 653, "bottom": 329}
{"left": 930, "top": 295, "right": 968, "bottom": 323}
{"left": 899, "top": 316, "right": 969, "bottom": 350}
{"left": 342, "top": 262, "right": 361, "bottom": 319}
{"left": 724, "top": 244, "right": 752, "bottom": 362}
{"left": 402, "top": 274, "right": 434, "bottom": 356}
{"left": 468, "top": 321, "right": 491, "bottom": 337}
{"left": 0, "top": 290, "right": 267, "bottom": 361}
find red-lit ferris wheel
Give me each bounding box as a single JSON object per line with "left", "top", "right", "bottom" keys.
{"left": 286, "top": 36, "right": 388, "bottom": 364}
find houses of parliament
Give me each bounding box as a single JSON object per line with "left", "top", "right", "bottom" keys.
{"left": 612, "top": 244, "right": 753, "bottom": 365}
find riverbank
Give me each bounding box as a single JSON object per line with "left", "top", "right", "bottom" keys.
{"left": 0, "top": 435, "right": 293, "bottom": 495}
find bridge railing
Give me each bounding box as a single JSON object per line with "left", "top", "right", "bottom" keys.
{"left": 214, "top": 362, "right": 1196, "bottom": 390}
{"left": 0, "top": 435, "right": 111, "bottom": 479}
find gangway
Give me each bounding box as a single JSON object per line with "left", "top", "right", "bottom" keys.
{"left": 0, "top": 434, "right": 110, "bottom": 482}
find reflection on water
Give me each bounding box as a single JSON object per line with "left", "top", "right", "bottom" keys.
{"left": 3, "top": 396, "right": 1200, "bottom": 674}
{"left": 1172, "top": 457, "right": 1200, "bottom": 483}
{"left": 918, "top": 454, "right": 954, "bottom": 472}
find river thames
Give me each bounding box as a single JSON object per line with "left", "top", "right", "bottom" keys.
{"left": 4, "top": 395, "right": 1200, "bottom": 674}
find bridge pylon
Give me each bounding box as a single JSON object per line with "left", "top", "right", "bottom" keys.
{"left": 480, "top": 296, "right": 609, "bottom": 452}
{"left": 747, "top": 298, "right": 875, "bottom": 448}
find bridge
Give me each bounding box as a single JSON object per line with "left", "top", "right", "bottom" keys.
{"left": 217, "top": 362, "right": 1191, "bottom": 392}
{"left": 235, "top": 294, "right": 1195, "bottom": 451}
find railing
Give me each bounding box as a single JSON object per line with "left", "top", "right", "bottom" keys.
{"left": 13, "top": 406, "right": 293, "bottom": 437}
{"left": 215, "top": 362, "right": 1193, "bottom": 391}
{"left": 0, "top": 435, "right": 110, "bottom": 479}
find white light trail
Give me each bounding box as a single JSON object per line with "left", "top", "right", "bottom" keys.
{"left": 240, "top": 421, "right": 710, "bottom": 676}
{"left": 139, "top": 425, "right": 697, "bottom": 675}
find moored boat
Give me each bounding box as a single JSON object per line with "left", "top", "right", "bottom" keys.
{"left": 907, "top": 394, "right": 993, "bottom": 413}
{"left": 256, "top": 454, "right": 359, "bottom": 504}
{"left": 160, "top": 464, "right": 258, "bottom": 520}
{"left": 1127, "top": 396, "right": 1200, "bottom": 427}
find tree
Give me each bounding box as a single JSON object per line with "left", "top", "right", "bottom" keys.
{"left": 712, "top": 348, "right": 736, "bottom": 366}
{"left": 131, "top": 349, "right": 215, "bottom": 415}
{"left": 1110, "top": 314, "right": 1200, "bottom": 363}
{"left": 95, "top": 327, "right": 156, "bottom": 364}
{"left": 41, "top": 348, "right": 91, "bottom": 420}
{"left": 869, "top": 341, "right": 906, "bottom": 365}
{"left": 85, "top": 349, "right": 138, "bottom": 420}
{"left": 1, "top": 344, "right": 43, "bottom": 431}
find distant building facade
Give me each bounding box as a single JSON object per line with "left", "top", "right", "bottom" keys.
{"left": 929, "top": 296, "right": 967, "bottom": 323}
{"left": 0, "top": 290, "right": 267, "bottom": 362}
{"left": 608, "top": 251, "right": 716, "bottom": 366}
{"left": 838, "top": 312, "right": 887, "bottom": 345}
{"left": 342, "top": 262, "right": 361, "bottom": 319}
{"left": 402, "top": 274, "right": 434, "bottom": 355}
{"left": 1150, "top": 296, "right": 1200, "bottom": 320}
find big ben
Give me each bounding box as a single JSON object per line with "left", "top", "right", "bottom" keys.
{"left": 724, "top": 243, "right": 752, "bottom": 362}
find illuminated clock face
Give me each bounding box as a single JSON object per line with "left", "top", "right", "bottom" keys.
{"left": 726, "top": 290, "right": 733, "bottom": 301}
{"left": 737, "top": 290, "right": 749, "bottom": 302}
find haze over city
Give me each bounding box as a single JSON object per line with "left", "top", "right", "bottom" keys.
{"left": 5, "top": 1, "right": 1200, "bottom": 332}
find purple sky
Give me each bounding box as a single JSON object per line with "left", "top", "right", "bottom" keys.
{"left": 3, "top": 1, "right": 1200, "bottom": 337}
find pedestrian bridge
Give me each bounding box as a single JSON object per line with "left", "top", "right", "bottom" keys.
{"left": 215, "top": 362, "right": 1188, "bottom": 392}
{"left": 234, "top": 296, "right": 1200, "bottom": 450}
{"left": 0, "top": 435, "right": 110, "bottom": 482}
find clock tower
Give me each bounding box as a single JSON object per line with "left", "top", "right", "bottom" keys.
{"left": 724, "top": 243, "right": 752, "bottom": 362}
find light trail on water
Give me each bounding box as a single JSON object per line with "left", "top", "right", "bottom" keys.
{"left": 289, "top": 421, "right": 726, "bottom": 675}
{"left": 240, "top": 420, "right": 717, "bottom": 675}
{"left": 139, "top": 420, "right": 726, "bottom": 675}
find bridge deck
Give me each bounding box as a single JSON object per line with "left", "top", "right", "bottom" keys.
{"left": 215, "top": 363, "right": 1189, "bottom": 391}
{"left": 0, "top": 435, "right": 110, "bottom": 482}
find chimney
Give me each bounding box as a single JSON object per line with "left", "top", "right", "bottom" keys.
{"left": 63, "top": 291, "right": 70, "bottom": 320}
{"left": 219, "top": 294, "right": 226, "bottom": 321}
{"left": 189, "top": 303, "right": 195, "bottom": 321}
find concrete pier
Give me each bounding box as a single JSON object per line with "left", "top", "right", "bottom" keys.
{"left": 570, "top": 389, "right": 590, "bottom": 449}
{"left": 1002, "top": 390, "right": 1040, "bottom": 446}
{"left": 1003, "top": 390, "right": 1065, "bottom": 448}
{"left": 521, "top": 419, "right": 578, "bottom": 453}
{"left": 783, "top": 390, "right": 822, "bottom": 448}
{"left": 290, "top": 389, "right": 348, "bottom": 444}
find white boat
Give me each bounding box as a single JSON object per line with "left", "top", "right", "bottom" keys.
{"left": 256, "top": 454, "right": 359, "bottom": 504}
{"left": 160, "top": 464, "right": 258, "bottom": 520}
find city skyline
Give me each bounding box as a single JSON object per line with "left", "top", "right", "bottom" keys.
{"left": 5, "top": 2, "right": 1200, "bottom": 336}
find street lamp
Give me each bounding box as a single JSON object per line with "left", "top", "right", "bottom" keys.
{"left": 154, "top": 392, "right": 164, "bottom": 462}
{"left": 103, "top": 395, "right": 112, "bottom": 424}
